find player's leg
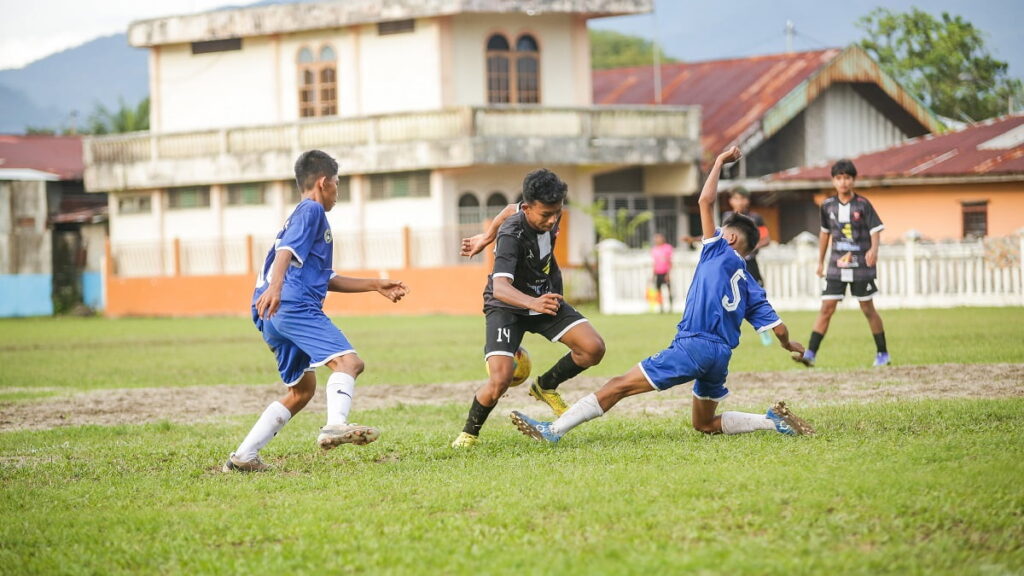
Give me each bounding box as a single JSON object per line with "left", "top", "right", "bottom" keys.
{"left": 798, "top": 281, "right": 843, "bottom": 366}
{"left": 529, "top": 305, "right": 605, "bottom": 416}
{"left": 510, "top": 365, "right": 650, "bottom": 443}
{"left": 454, "top": 309, "right": 523, "bottom": 447}
{"left": 854, "top": 280, "right": 889, "bottom": 366}
{"left": 224, "top": 323, "right": 312, "bottom": 472}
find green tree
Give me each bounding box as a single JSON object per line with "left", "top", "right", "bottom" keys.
{"left": 857, "top": 7, "right": 1023, "bottom": 121}
{"left": 590, "top": 29, "right": 677, "bottom": 70}
{"left": 86, "top": 97, "right": 150, "bottom": 134}
{"left": 579, "top": 198, "right": 654, "bottom": 243}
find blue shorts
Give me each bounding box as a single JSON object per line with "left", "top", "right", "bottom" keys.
{"left": 252, "top": 302, "right": 355, "bottom": 386}
{"left": 638, "top": 335, "right": 732, "bottom": 402}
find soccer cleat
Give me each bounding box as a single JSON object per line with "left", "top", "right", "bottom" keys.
{"left": 317, "top": 423, "right": 380, "bottom": 450}
{"left": 222, "top": 453, "right": 269, "bottom": 473}
{"left": 873, "top": 352, "right": 891, "bottom": 367}
{"left": 765, "top": 401, "right": 815, "bottom": 436}
{"left": 793, "top": 349, "right": 815, "bottom": 367}
{"left": 528, "top": 381, "right": 570, "bottom": 416}
{"left": 510, "top": 410, "right": 562, "bottom": 444}
{"left": 451, "top": 431, "right": 479, "bottom": 449}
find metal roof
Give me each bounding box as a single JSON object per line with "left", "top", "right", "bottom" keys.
{"left": 0, "top": 135, "right": 84, "bottom": 181}
{"left": 770, "top": 115, "right": 1024, "bottom": 183}
{"left": 592, "top": 45, "right": 943, "bottom": 167}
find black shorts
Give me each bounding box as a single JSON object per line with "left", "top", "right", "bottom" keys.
{"left": 484, "top": 304, "right": 588, "bottom": 359}
{"left": 822, "top": 279, "right": 878, "bottom": 301}
{"left": 654, "top": 273, "right": 670, "bottom": 289}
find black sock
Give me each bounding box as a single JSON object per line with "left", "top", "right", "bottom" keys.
{"left": 808, "top": 331, "right": 824, "bottom": 353}
{"left": 873, "top": 332, "right": 887, "bottom": 354}
{"left": 537, "top": 353, "right": 586, "bottom": 390}
{"left": 462, "top": 397, "right": 494, "bottom": 436}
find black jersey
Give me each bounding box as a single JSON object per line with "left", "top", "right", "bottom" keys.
{"left": 820, "top": 193, "right": 884, "bottom": 282}
{"left": 483, "top": 209, "right": 563, "bottom": 314}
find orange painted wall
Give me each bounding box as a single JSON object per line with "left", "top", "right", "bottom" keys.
{"left": 105, "top": 265, "right": 492, "bottom": 317}
{"left": 813, "top": 181, "right": 1024, "bottom": 241}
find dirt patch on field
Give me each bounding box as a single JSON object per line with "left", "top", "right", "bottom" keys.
{"left": 1, "top": 364, "right": 1022, "bottom": 432}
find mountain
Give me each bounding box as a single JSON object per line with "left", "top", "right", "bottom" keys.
{"left": 0, "top": 34, "right": 148, "bottom": 134}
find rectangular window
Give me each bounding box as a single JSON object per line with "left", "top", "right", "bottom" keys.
{"left": 118, "top": 195, "right": 152, "bottom": 215}
{"left": 962, "top": 201, "right": 988, "bottom": 239}
{"left": 378, "top": 19, "right": 415, "bottom": 35}
{"left": 227, "top": 183, "right": 268, "bottom": 206}
{"left": 368, "top": 171, "right": 430, "bottom": 200}
{"left": 168, "top": 187, "right": 211, "bottom": 210}
{"left": 191, "top": 38, "right": 242, "bottom": 55}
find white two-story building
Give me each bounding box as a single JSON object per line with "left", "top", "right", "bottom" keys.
{"left": 85, "top": 0, "right": 700, "bottom": 280}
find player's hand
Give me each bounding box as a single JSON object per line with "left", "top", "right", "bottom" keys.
{"left": 461, "top": 234, "right": 489, "bottom": 258}
{"left": 815, "top": 263, "right": 825, "bottom": 278}
{"left": 865, "top": 247, "right": 878, "bottom": 267}
{"left": 529, "top": 293, "right": 563, "bottom": 316}
{"left": 378, "top": 280, "right": 409, "bottom": 303}
{"left": 785, "top": 341, "right": 806, "bottom": 355}
{"left": 717, "top": 146, "right": 742, "bottom": 165}
{"left": 255, "top": 284, "right": 282, "bottom": 319}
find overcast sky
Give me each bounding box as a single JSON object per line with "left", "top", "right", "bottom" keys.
{"left": 1, "top": 0, "right": 1021, "bottom": 77}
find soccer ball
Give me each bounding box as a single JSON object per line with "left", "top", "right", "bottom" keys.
{"left": 487, "top": 346, "right": 532, "bottom": 387}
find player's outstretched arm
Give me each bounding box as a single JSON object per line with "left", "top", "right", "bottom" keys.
{"left": 329, "top": 275, "right": 409, "bottom": 303}
{"left": 771, "top": 323, "right": 805, "bottom": 355}
{"left": 492, "top": 277, "right": 561, "bottom": 316}
{"left": 461, "top": 203, "right": 518, "bottom": 258}
{"left": 698, "top": 147, "right": 742, "bottom": 240}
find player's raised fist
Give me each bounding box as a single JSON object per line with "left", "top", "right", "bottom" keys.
{"left": 531, "top": 292, "right": 563, "bottom": 316}
{"left": 717, "top": 146, "right": 742, "bottom": 165}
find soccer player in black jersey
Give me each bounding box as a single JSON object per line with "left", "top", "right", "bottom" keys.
{"left": 453, "top": 169, "right": 606, "bottom": 448}
{"left": 795, "top": 159, "right": 890, "bottom": 368}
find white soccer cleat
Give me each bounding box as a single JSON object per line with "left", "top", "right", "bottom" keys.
{"left": 317, "top": 423, "right": 380, "bottom": 450}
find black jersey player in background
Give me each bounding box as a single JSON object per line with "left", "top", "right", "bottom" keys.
{"left": 453, "top": 169, "right": 606, "bottom": 448}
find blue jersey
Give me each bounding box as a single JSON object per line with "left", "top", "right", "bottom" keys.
{"left": 253, "top": 199, "right": 335, "bottom": 306}
{"left": 676, "top": 229, "right": 781, "bottom": 348}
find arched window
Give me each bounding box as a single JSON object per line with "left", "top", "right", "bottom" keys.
{"left": 486, "top": 34, "right": 511, "bottom": 104}
{"left": 485, "top": 33, "right": 541, "bottom": 104}
{"left": 486, "top": 191, "right": 508, "bottom": 218}
{"left": 515, "top": 35, "right": 540, "bottom": 103}
{"left": 297, "top": 45, "right": 337, "bottom": 118}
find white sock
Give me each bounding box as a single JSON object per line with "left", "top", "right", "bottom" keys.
{"left": 235, "top": 401, "right": 291, "bottom": 460}
{"left": 326, "top": 372, "right": 356, "bottom": 426}
{"left": 551, "top": 393, "right": 604, "bottom": 435}
{"left": 720, "top": 411, "right": 776, "bottom": 435}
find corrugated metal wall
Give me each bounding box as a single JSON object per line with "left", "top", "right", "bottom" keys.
{"left": 807, "top": 84, "right": 907, "bottom": 166}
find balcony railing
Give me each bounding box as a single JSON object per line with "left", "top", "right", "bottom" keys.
{"left": 86, "top": 105, "right": 700, "bottom": 166}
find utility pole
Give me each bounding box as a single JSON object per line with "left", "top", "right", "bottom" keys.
{"left": 785, "top": 20, "right": 795, "bottom": 53}
{"left": 652, "top": 1, "right": 662, "bottom": 104}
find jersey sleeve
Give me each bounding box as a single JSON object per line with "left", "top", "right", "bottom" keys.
{"left": 699, "top": 229, "right": 727, "bottom": 263}
{"left": 864, "top": 199, "right": 884, "bottom": 235}
{"left": 819, "top": 201, "right": 830, "bottom": 234}
{"left": 277, "top": 204, "right": 319, "bottom": 267}
{"left": 491, "top": 233, "right": 519, "bottom": 280}
{"left": 744, "top": 278, "right": 782, "bottom": 332}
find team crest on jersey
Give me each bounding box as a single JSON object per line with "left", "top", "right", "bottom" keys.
{"left": 324, "top": 229, "right": 333, "bottom": 244}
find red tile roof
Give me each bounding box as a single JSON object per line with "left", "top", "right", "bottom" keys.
{"left": 593, "top": 49, "right": 842, "bottom": 159}
{"left": 771, "top": 115, "right": 1024, "bottom": 182}
{"left": 0, "top": 134, "right": 84, "bottom": 180}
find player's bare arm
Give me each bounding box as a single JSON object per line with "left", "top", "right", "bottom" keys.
{"left": 492, "top": 276, "right": 561, "bottom": 316}
{"left": 699, "top": 147, "right": 742, "bottom": 240}
{"left": 866, "top": 231, "right": 881, "bottom": 267}
{"left": 461, "top": 203, "right": 518, "bottom": 258}
{"left": 255, "top": 249, "right": 293, "bottom": 319}
{"left": 816, "top": 230, "right": 830, "bottom": 277}
{"left": 328, "top": 276, "right": 409, "bottom": 302}
{"left": 771, "top": 323, "right": 805, "bottom": 355}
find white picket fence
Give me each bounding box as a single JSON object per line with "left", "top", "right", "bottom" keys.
{"left": 598, "top": 232, "right": 1024, "bottom": 314}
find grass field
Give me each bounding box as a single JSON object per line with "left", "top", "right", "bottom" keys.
{"left": 1, "top": 308, "right": 1023, "bottom": 575}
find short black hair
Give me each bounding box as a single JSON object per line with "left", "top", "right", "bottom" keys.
{"left": 294, "top": 149, "right": 339, "bottom": 192}
{"left": 723, "top": 212, "right": 760, "bottom": 254}
{"left": 831, "top": 159, "right": 857, "bottom": 178}
{"left": 729, "top": 186, "right": 750, "bottom": 199}
{"left": 522, "top": 168, "right": 568, "bottom": 205}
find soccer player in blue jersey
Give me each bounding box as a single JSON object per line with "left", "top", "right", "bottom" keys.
{"left": 224, "top": 150, "right": 409, "bottom": 472}
{"left": 510, "top": 147, "right": 815, "bottom": 443}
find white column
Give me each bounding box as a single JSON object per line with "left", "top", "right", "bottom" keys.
{"left": 598, "top": 239, "right": 627, "bottom": 314}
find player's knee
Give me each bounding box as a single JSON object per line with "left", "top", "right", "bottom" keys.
{"left": 332, "top": 354, "right": 365, "bottom": 377}
{"left": 578, "top": 337, "right": 606, "bottom": 367}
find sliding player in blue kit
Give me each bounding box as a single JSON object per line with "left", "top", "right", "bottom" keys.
{"left": 511, "top": 147, "right": 815, "bottom": 444}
